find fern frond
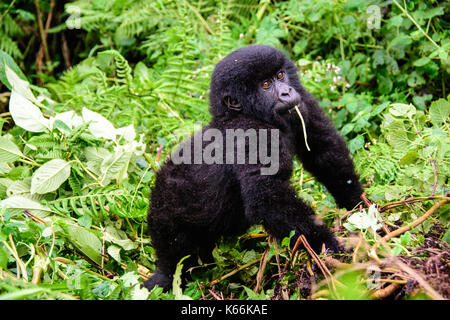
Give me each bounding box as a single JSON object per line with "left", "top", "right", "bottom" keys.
{"left": 43, "top": 187, "right": 148, "bottom": 219}
{"left": 99, "top": 50, "right": 133, "bottom": 88}
{"left": 355, "top": 143, "right": 401, "bottom": 184}
{"left": 0, "top": 33, "right": 23, "bottom": 59}
{"left": 1, "top": 14, "right": 24, "bottom": 37}
{"left": 68, "top": 172, "right": 82, "bottom": 194}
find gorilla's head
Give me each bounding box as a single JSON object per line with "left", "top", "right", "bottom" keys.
{"left": 209, "top": 45, "right": 307, "bottom": 124}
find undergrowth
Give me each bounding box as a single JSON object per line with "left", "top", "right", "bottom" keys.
{"left": 0, "top": 0, "right": 448, "bottom": 300}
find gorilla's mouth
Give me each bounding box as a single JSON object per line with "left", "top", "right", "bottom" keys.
{"left": 275, "top": 103, "right": 298, "bottom": 114}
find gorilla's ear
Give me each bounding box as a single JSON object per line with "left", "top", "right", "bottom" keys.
{"left": 224, "top": 96, "right": 242, "bottom": 111}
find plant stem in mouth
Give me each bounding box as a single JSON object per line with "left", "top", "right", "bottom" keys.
{"left": 294, "top": 105, "right": 311, "bottom": 151}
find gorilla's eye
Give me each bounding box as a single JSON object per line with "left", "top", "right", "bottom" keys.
{"left": 262, "top": 80, "right": 272, "bottom": 88}
{"left": 277, "top": 71, "right": 284, "bottom": 80}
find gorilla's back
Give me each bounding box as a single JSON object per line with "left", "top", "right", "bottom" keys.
{"left": 148, "top": 131, "right": 248, "bottom": 237}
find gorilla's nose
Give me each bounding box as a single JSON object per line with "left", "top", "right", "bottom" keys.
{"left": 279, "top": 83, "right": 292, "bottom": 98}
{"left": 278, "top": 85, "right": 300, "bottom": 105}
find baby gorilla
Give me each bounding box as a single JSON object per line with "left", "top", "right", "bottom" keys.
{"left": 143, "top": 45, "right": 364, "bottom": 291}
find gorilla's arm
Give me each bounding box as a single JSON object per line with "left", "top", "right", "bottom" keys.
{"left": 236, "top": 167, "right": 339, "bottom": 252}
{"left": 293, "top": 92, "right": 364, "bottom": 210}
{"left": 230, "top": 126, "right": 339, "bottom": 252}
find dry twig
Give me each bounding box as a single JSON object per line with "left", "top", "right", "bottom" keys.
{"left": 298, "top": 235, "right": 337, "bottom": 293}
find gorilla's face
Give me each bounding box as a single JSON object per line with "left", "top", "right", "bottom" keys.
{"left": 258, "top": 69, "right": 301, "bottom": 115}
{"left": 209, "top": 45, "right": 306, "bottom": 126}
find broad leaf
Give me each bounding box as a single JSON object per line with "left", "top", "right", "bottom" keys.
{"left": 400, "top": 150, "right": 419, "bottom": 165}
{"left": 386, "top": 121, "right": 411, "bottom": 149}
{"left": 104, "top": 225, "right": 138, "bottom": 250}
{"left": 66, "top": 224, "right": 102, "bottom": 265}
{"left": 31, "top": 159, "right": 71, "bottom": 194}
{"left": 5, "top": 65, "right": 37, "bottom": 104}
{"left": 9, "top": 90, "right": 49, "bottom": 132}
{"left": 0, "top": 136, "right": 23, "bottom": 162}
{"left": 50, "top": 110, "right": 83, "bottom": 131}
{"left": 429, "top": 99, "right": 450, "bottom": 127}
{"left": 82, "top": 107, "right": 116, "bottom": 140}
{"left": 389, "top": 103, "right": 416, "bottom": 118}
{"left": 0, "top": 195, "right": 52, "bottom": 217}
{"left": 100, "top": 151, "right": 132, "bottom": 184}
{"left": 0, "top": 51, "right": 27, "bottom": 91}
{"left": 107, "top": 245, "right": 122, "bottom": 263}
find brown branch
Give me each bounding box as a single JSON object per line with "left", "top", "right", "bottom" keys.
{"left": 254, "top": 244, "right": 271, "bottom": 293}
{"left": 280, "top": 234, "right": 304, "bottom": 274}
{"left": 34, "top": 0, "right": 51, "bottom": 64}
{"left": 23, "top": 209, "right": 46, "bottom": 225}
{"left": 322, "top": 256, "right": 346, "bottom": 269}
{"left": 360, "top": 192, "right": 372, "bottom": 208}
{"left": 34, "top": 0, "right": 55, "bottom": 83}
{"left": 371, "top": 283, "right": 401, "bottom": 299}
{"left": 371, "top": 198, "right": 450, "bottom": 258}
{"left": 61, "top": 33, "right": 71, "bottom": 69}
{"left": 352, "top": 232, "right": 364, "bottom": 263}
{"left": 299, "top": 234, "right": 337, "bottom": 293}
{"left": 379, "top": 194, "right": 449, "bottom": 212}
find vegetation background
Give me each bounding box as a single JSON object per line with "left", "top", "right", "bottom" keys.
{"left": 0, "top": 0, "right": 448, "bottom": 300}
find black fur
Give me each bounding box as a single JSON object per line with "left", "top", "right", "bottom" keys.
{"left": 143, "top": 45, "right": 363, "bottom": 291}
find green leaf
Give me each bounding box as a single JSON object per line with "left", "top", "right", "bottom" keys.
{"left": 385, "top": 121, "right": 411, "bottom": 149}
{"left": 429, "top": 99, "right": 450, "bottom": 127}
{"left": 341, "top": 123, "right": 355, "bottom": 136}
{"left": 31, "top": 159, "right": 71, "bottom": 194}
{"left": 346, "top": 101, "right": 358, "bottom": 114}
{"left": 0, "top": 195, "right": 52, "bottom": 217}
{"left": 100, "top": 151, "right": 132, "bottom": 185}
{"left": 384, "top": 185, "right": 409, "bottom": 201}
{"left": 0, "top": 50, "right": 27, "bottom": 90}
{"left": 400, "top": 150, "right": 419, "bottom": 165}
{"left": 107, "top": 245, "right": 122, "bottom": 263}
{"left": 443, "top": 229, "right": 450, "bottom": 244}
{"left": 345, "top": 206, "right": 381, "bottom": 231}
{"left": 9, "top": 90, "right": 49, "bottom": 132}
{"left": 389, "top": 103, "right": 416, "bottom": 117}
{"left": 5, "top": 65, "right": 37, "bottom": 104}
{"left": 66, "top": 224, "right": 102, "bottom": 265}
{"left": 131, "top": 285, "right": 149, "bottom": 300}
{"left": 0, "top": 136, "right": 23, "bottom": 162}
{"left": 173, "top": 255, "right": 192, "bottom": 300}
{"left": 78, "top": 214, "right": 92, "bottom": 229}
{"left": 392, "top": 246, "right": 402, "bottom": 256}
{"left": 413, "top": 57, "right": 431, "bottom": 67}
{"left": 243, "top": 286, "right": 267, "bottom": 300}
{"left": 104, "top": 224, "right": 138, "bottom": 250}
{"left": 82, "top": 107, "right": 116, "bottom": 140}
{"left": 371, "top": 102, "right": 389, "bottom": 116}
{"left": 348, "top": 135, "right": 365, "bottom": 153}
{"left": 0, "top": 246, "right": 8, "bottom": 270}
{"left": 0, "top": 288, "right": 45, "bottom": 300}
